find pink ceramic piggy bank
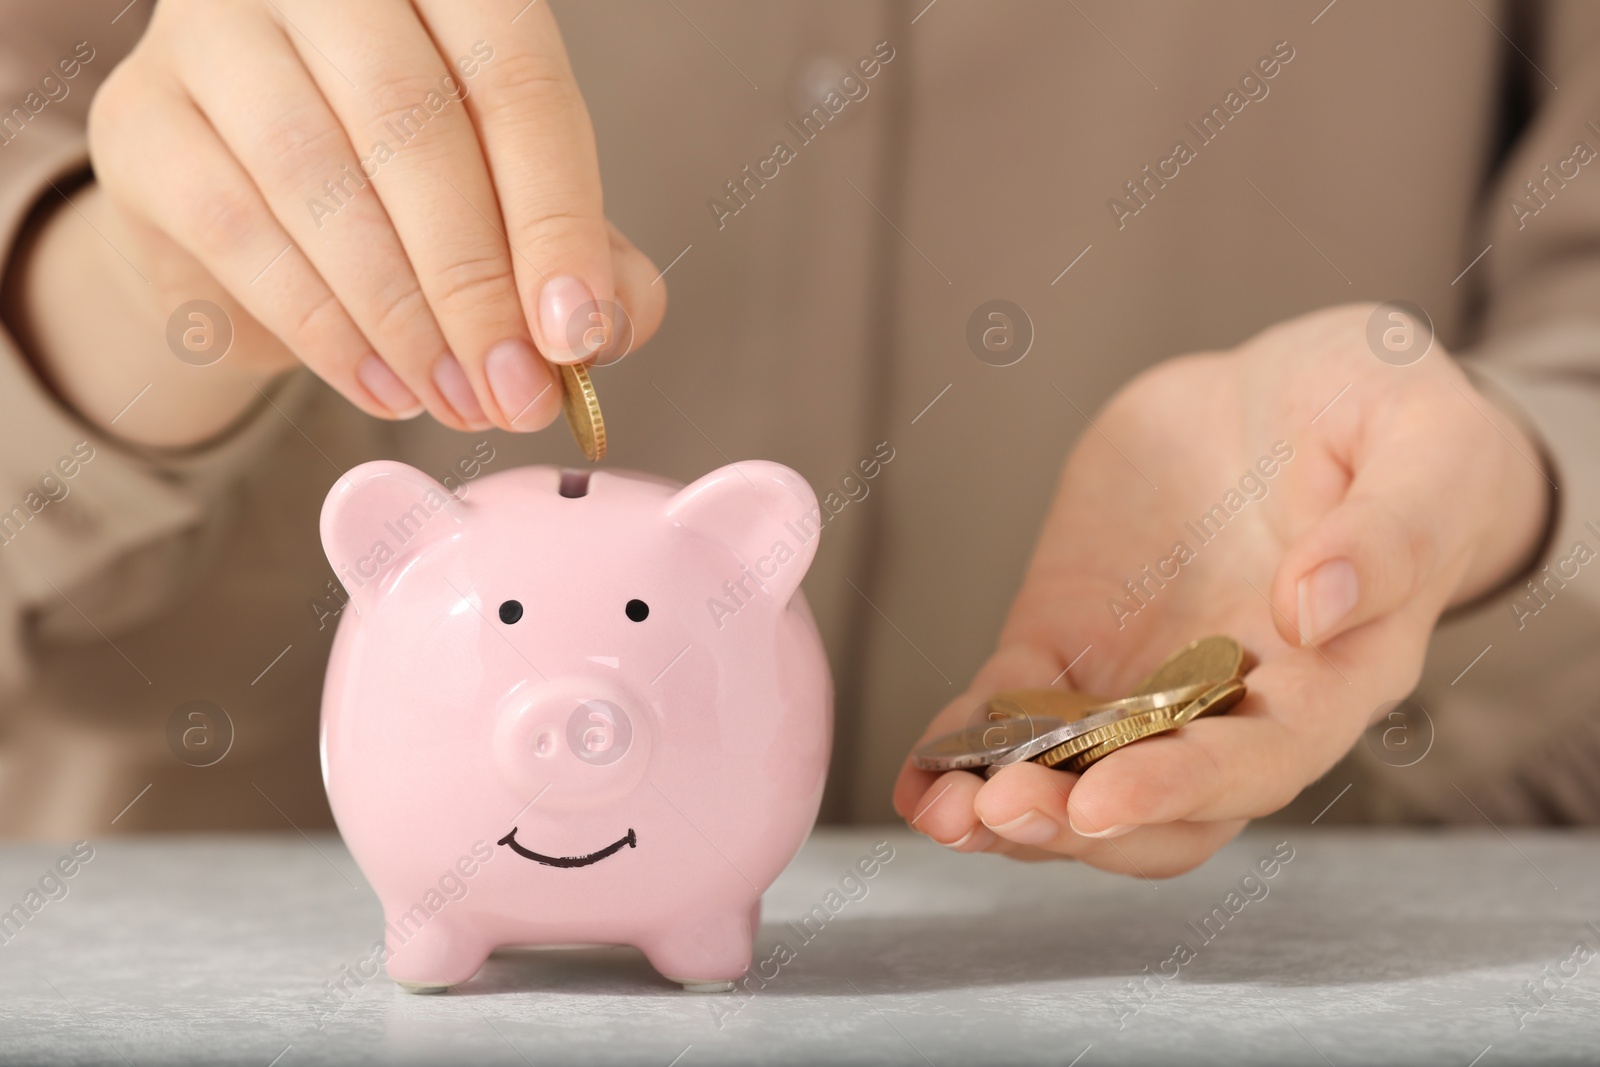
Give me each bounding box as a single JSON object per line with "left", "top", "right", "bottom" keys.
{"left": 319, "top": 460, "right": 831, "bottom": 993}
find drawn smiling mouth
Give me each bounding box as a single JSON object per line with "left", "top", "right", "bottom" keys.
{"left": 497, "top": 827, "right": 638, "bottom": 868}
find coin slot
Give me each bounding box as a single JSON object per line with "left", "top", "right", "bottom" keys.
{"left": 559, "top": 469, "right": 592, "bottom": 498}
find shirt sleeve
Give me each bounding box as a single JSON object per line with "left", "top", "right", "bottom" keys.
{"left": 0, "top": 11, "right": 317, "bottom": 697}
{"left": 1453, "top": 0, "right": 1600, "bottom": 613}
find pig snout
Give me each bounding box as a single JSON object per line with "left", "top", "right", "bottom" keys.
{"left": 492, "top": 681, "right": 654, "bottom": 809}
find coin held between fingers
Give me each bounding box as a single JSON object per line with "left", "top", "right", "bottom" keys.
{"left": 559, "top": 360, "right": 606, "bottom": 461}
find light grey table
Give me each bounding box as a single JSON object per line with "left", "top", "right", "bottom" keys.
{"left": 1, "top": 827, "right": 1597, "bottom": 1066}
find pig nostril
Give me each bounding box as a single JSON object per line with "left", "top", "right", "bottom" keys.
{"left": 534, "top": 730, "right": 555, "bottom": 757}
{"left": 567, "top": 699, "right": 632, "bottom": 766}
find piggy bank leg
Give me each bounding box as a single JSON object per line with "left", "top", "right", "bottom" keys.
{"left": 641, "top": 908, "right": 757, "bottom": 993}
{"left": 384, "top": 915, "right": 491, "bottom": 994}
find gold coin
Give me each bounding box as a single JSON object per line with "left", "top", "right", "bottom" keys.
{"left": 559, "top": 361, "right": 606, "bottom": 462}
{"left": 1055, "top": 735, "right": 1152, "bottom": 774}
{"left": 1129, "top": 635, "right": 1246, "bottom": 696}
{"left": 1053, "top": 715, "right": 1179, "bottom": 773}
{"left": 1034, "top": 707, "right": 1177, "bottom": 769}
{"left": 1053, "top": 677, "right": 1250, "bottom": 773}
{"left": 1169, "top": 676, "right": 1247, "bottom": 727}
{"left": 988, "top": 683, "right": 1207, "bottom": 723}
{"left": 1010, "top": 637, "right": 1253, "bottom": 774}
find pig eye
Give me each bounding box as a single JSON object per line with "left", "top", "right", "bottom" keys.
{"left": 625, "top": 599, "right": 649, "bottom": 622}
{"left": 498, "top": 600, "right": 524, "bottom": 624}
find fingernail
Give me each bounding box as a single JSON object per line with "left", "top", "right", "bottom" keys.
{"left": 485, "top": 338, "right": 555, "bottom": 430}
{"left": 1067, "top": 815, "right": 1135, "bottom": 839}
{"left": 983, "top": 809, "right": 1059, "bottom": 846}
{"left": 432, "top": 354, "right": 488, "bottom": 427}
{"left": 538, "top": 275, "right": 599, "bottom": 361}
{"left": 944, "top": 826, "right": 998, "bottom": 852}
{"left": 356, "top": 355, "right": 422, "bottom": 418}
{"left": 1297, "top": 558, "right": 1358, "bottom": 646}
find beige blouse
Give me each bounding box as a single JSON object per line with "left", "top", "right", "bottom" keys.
{"left": 3, "top": 1, "right": 1600, "bottom": 836}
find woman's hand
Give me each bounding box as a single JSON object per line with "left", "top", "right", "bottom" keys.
{"left": 892, "top": 304, "right": 1551, "bottom": 877}
{"left": 14, "top": 0, "right": 664, "bottom": 446}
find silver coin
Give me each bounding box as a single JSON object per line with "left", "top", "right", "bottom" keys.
{"left": 984, "top": 706, "right": 1138, "bottom": 770}
{"left": 911, "top": 715, "right": 1066, "bottom": 771}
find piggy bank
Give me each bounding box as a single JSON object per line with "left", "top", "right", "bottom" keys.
{"left": 318, "top": 460, "right": 832, "bottom": 992}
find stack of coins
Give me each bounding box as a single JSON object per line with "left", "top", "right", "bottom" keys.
{"left": 911, "top": 636, "right": 1250, "bottom": 776}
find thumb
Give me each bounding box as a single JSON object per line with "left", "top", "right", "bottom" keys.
{"left": 1271, "top": 492, "right": 1439, "bottom": 647}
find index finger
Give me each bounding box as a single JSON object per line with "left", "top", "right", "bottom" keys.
{"left": 417, "top": 1, "right": 614, "bottom": 364}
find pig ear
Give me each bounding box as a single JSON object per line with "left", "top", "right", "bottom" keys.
{"left": 321, "top": 461, "right": 464, "bottom": 609}
{"left": 666, "top": 461, "right": 821, "bottom": 602}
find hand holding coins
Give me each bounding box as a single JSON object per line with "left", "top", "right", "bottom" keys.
{"left": 899, "top": 313, "right": 1551, "bottom": 874}
{"left": 912, "top": 637, "right": 1249, "bottom": 777}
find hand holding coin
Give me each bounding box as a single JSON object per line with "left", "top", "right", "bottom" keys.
{"left": 893, "top": 307, "right": 1549, "bottom": 876}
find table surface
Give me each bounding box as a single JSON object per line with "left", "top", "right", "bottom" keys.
{"left": 2, "top": 827, "right": 1597, "bottom": 1066}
